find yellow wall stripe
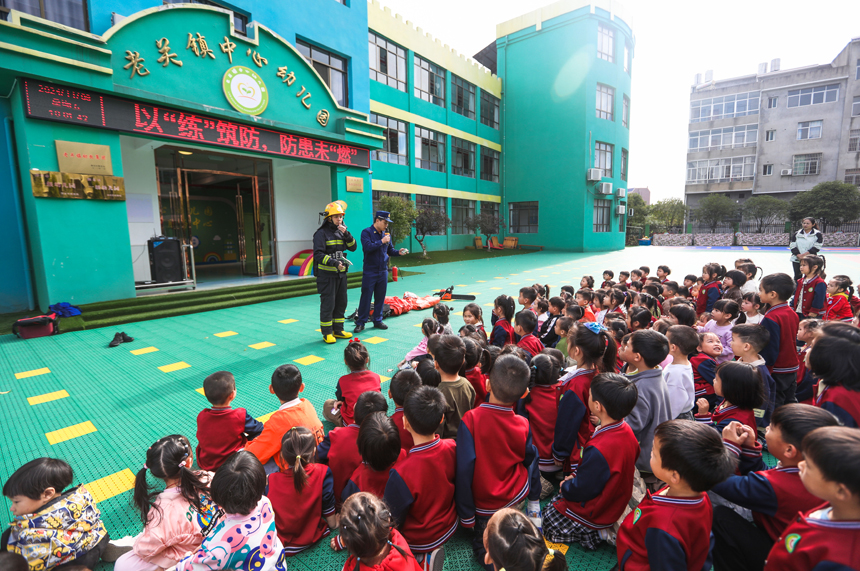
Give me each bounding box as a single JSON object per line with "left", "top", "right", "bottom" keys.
{"left": 84, "top": 469, "right": 136, "bottom": 503}
{"left": 372, "top": 179, "right": 501, "bottom": 203}
{"left": 15, "top": 367, "right": 50, "bottom": 380}
{"left": 370, "top": 101, "right": 502, "bottom": 152}
{"left": 159, "top": 362, "right": 191, "bottom": 373}
{"left": 130, "top": 346, "right": 159, "bottom": 355}
{"left": 46, "top": 421, "right": 97, "bottom": 445}
{"left": 0, "top": 41, "right": 112, "bottom": 74}
{"left": 27, "top": 390, "right": 69, "bottom": 406}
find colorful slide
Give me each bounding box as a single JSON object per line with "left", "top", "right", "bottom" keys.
{"left": 284, "top": 250, "right": 314, "bottom": 276}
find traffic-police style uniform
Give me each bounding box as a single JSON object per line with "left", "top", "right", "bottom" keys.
{"left": 313, "top": 201, "right": 356, "bottom": 343}
{"left": 355, "top": 210, "right": 403, "bottom": 331}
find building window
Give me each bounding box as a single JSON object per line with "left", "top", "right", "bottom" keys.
{"left": 593, "top": 199, "right": 611, "bottom": 232}
{"left": 451, "top": 137, "right": 476, "bottom": 178}
{"left": 763, "top": 164, "right": 773, "bottom": 176}
{"left": 621, "top": 149, "right": 628, "bottom": 181}
{"left": 797, "top": 120, "right": 822, "bottom": 140}
{"left": 766, "top": 130, "right": 775, "bottom": 141}
{"left": 690, "top": 91, "right": 760, "bottom": 123}
{"left": 372, "top": 190, "right": 409, "bottom": 213}
{"left": 480, "top": 91, "right": 500, "bottom": 130}
{"left": 619, "top": 205, "right": 625, "bottom": 232}
{"left": 792, "top": 153, "right": 822, "bottom": 176}
{"left": 369, "top": 113, "right": 407, "bottom": 166}
{"left": 297, "top": 40, "right": 348, "bottom": 106}
{"left": 413, "top": 55, "right": 445, "bottom": 106}
{"left": 846, "top": 169, "right": 860, "bottom": 187}
{"left": 853, "top": 96, "right": 860, "bottom": 117}
{"left": 368, "top": 31, "right": 406, "bottom": 92}
{"left": 451, "top": 75, "right": 476, "bottom": 119}
{"left": 857, "top": 59, "right": 860, "bottom": 80}
{"left": 4, "top": 0, "right": 88, "bottom": 30}
{"left": 686, "top": 156, "right": 756, "bottom": 183}
{"left": 480, "top": 147, "right": 500, "bottom": 183}
{"left": 481, "top": 201, "right": 499, "bottom": 220}
{"left": 767, "top": 96, "right": 777, "bottom": 109}
{"left": 509, "top": 201, "right": 538, "bottom": 233}
{"left": 415, "top": 195, "right": 447, "bottom": 235}
{"left": 595, "top": 142, "right": 613, "bottom": 175}
{"left": 849, "top": 129, "right": 860, "bottom": 152}
{"left": 452, "top": 199, "right": 475, "bottom": 234}
{"left": 597, "top": 24, "right": 614, "bottom": 62}
{"left": 787, "top": 84, "right": 839, "bottom": 107}
{"left": 596, "top": 84, "right": 615, "bottom": 121}
{"left": 623, "top": 42, "right": 631, "bottom": 73}
{"left": 415, "top": 127, "right": 445, "bottom": 172}
{"left": 622, "top": 95, "right": 630, "bottom": 128}
{"left": 688, "top": 124, "right": 758, "bottom": 151}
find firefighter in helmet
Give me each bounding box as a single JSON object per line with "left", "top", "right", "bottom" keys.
{"left": 313, "top": 200, "right": 357, "bottom": 343}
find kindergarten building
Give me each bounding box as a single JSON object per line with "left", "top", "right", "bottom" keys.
{"left": 0, "top": 0, "right": 634, "bottom": 312}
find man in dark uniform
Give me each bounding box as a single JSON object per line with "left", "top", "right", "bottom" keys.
{"left": 354, "top": 210, "right": 408, "bottom": 333}
{"left": 313, "top": 200, "right": 357, "bottom": 343}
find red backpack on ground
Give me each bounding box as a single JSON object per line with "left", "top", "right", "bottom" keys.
{"left": 12, "top": 313, "right": 59, "bottom": 339}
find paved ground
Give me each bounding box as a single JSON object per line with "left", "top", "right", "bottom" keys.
{"left": 1, "top": 245, "right": 854, "bottom": 571}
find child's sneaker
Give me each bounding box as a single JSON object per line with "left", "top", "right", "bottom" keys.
{"left": 102, "top": 536, "right": 135, "bottom": 561}
{"left": 424, "top": 546, "right": 446, "bottom": 571}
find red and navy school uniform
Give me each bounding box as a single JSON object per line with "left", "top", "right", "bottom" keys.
{"left": 550, "top": 421, "right": 639, "bottom": 530}
{"left": 605, "top": 307, "right": 625, "bottom": 320}
{"left": 390, "top": 408, "right": 414, "bottom": 450}
{"left": 764, "top": 504, "right": 860, "bottom": 571}
{"left": 617, "top": 490, "right": 714, "bottom": 571}
{"left": 552, "top": 369, "right": 597, "bottom": 473}
{"left": 816, "top": 384, "right": 860, "bottom": 428}
{"left": 850, "top": 294, "right": 860, "bottom": 315}
{"left": 715, "top": 441, "right": 821, "bottom": 542}
{"left": 792, "top": 275, "right": 827, "bottom": 317}
{"left": 517, "top": 333, "right": 545, "bottom": 360}
{"left": 384, "top": 436, "right": 458, "bottom": 554}
{"left": 615, "top": 356, "right": 625, "bottom": 373}
{"left": 601, "top": 280, "right": 613, "bottom": 289}
{"left": 490, "top": 318, "right": 514, "bottom": 347}
{"left": 342, "top": 449, "right": 407, "bottom": 501}
{"left": 464, "top": 366, "right": 487, "bottom": 407}
{"left": 824, "top": 293, "right": 854, "bottom": 321}
{"left": 660, "top": 277, "right": 670, "bottom": 284}
{"left": 796, "top": 349, "right": 816, "bottom": 405}
{"left": 341, "top": 529, "right": 423, "bottom": 571}
{"left": 695, "top": 402, "right": 757, "bottom": 433}
{"left": 696, "top": 281, "right": 722, "bottom": 315}
{"left": 690, "top": 352, "right": 718, "bottom": 409}
{"left": 336, "top": 370, "right": 382, "bottom": 426}
{"left": 316, "top": 424, "right": 361, "bottom": 507}
{"left": 267, "top": 462, "right": 335, "bottom": 554}
{"left": 761, "top": 302, "right": 800, "bottom": 375}
{"left": 196, "top": 406, "right": 264, "bottom": 471}
{"left": 455, "top": 403, "right": 540, "bottom": 527}
{"left": 538, "top": 313, "right": 561, "bottom": 348}
{"left": 517, "top": 383, "right": 560, "bottom": 471}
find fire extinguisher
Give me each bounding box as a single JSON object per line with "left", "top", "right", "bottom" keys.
{"left": 392, "top": 266, "right": 399, "bottom": 281}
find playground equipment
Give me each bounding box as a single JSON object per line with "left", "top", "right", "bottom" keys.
{"left": 284, "top": 250, "right": 314, "bottom": 276}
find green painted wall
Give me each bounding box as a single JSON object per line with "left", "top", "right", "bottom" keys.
{"left": 497, "top": 7, "right": 633, "bottom": 252}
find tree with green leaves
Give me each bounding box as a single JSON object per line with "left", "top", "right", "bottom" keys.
{"left": 694, "top": 194, "right": 738, "bottom": 232}
{"left": 413, "top": 208, "right": 451, "bottom": 259}
{"left": 788, "top": 181, "right": 860, "bottom": 230}
{"left": 651, "top": 198, "right": 686, "bottom": 231}
{"left": 742, "top": 195, "right": 789, "bottom": 232}
{"left": 377, "top": 195, "right": 418, "bottom": 246}
{"left": 626, "top": 193, "right": 649, "bottom": 228}
{"left": 465, "top": 211, "right": 506, "bottom": 250}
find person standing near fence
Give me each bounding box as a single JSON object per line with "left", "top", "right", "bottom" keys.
{"left": 789, "top": 217, "right": 823, "bottom": 281}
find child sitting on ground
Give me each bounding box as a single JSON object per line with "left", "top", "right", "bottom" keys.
{"left": 484, "top": 508, "right": 567, "bottom": 571}
{"left": 246, "top": 364, "right": 325, "bottom": 474}
{"left": 462, "top": 337, "right": 487, "bottom": 406}
{"left": 518, "top": 354, "right": 561, "bottom": 496}
{"left": 741, "top": 292, "right": 763, "bottom": 325}
{"left": 518, "top": 287, "right": 538, "bottom": 314}
{"left": 712, "top": 405, "right": 840, "bottom": 571}
{"left": 385, "top": 386, "right": 458, "bottom": 567}
{"left": 535, "top": 298, "right": 549, "bottom": 331}
{"left": 490, "top": 295, "right": 516, "bottom": 347}
{"left": 552, "top": 317, "right": 574, "bottom": 362}
{"left": 667, "top": 303, "right": 697, "bottom": 327}
{"left": 175, "top": 451, "right": 286, "bottom": 571}
{"left": 601, "top": 270, "right": 615, "bottom": 289}
{"left": 823, "top": 275, "right": 854, "bottom": 321}
{"left": 537, "top": 297, "right": 565, "bottom": 348}
{"left": 435, "top": 335, "right": 476, "bottom": 439}
{"left": 456, "top": 354, "right": 541, "bottom": 569}
{"left": 574, "top": 289, "right": 597, "bottom": 322}
{"left": 759, "top": 273, "right": 800, "bottom": 408}
{"left": 342, "top": 412, "right": 404, "bottom": 501}
{"left": 515, "top": 310, "right": 545, "bottom": 359}
{"left": 325, "top": 340, "right": 382, "bottom": 426}
{"left": 399, "top": 319, "right": 438, "bottom": 367}
{"left": 388, "top": 369, "right": 422, "bottom": 450}
{"left": 695, "top": 362, "right": 765, "bottom": 432}
{"left": 731, "top": 323, "right": 777, "bottom": 427}
{"left": 543, "top": 373, "right": 640, "bottom": 549}
{"left": 656, "top": 265, "right": 671, "bottom": 284}
{"left": 2, "top": 458, "right": 109, "bottom": 570}
{"left": 691, "top": 332, "right": 722, "bottom": 412}
{"left": 664, "top": 325, "right": 697, "bottom": 420}
{"left": 196, "top": 371, "right": 264, "bottom": 471}
{"left": 433, "top": 304, "right": 453, "bottom": 335}
{"left": 415, "top": 358, "right": 441, "bottom": 388}
{"left": 268, "top": 427, "right": 337, "bottom": 555}
{"left": 698, "top": 299, "right": 739, "bottom": 364}
{"left": 808, "top": 322, "right": 860, "bottom": 427}
{"left": 462, "top": 302, "right": 487, "bottom": 337}
{"left": 763, "top": 426, "right": 860, "bottom": 571}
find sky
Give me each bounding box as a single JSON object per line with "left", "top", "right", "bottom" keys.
{"left": 374, "top": 0, "right": 860, "bottom": 203}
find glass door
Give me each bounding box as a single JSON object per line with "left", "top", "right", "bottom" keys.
{"left": 235, "top": 176, "right": 258, "bottom": 276}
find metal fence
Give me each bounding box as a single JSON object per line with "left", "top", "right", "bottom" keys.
{"left": 690, "top": 223, "right": 736, "bottom": 234}
{"left": 739, "top": 222, "right": 788, "bottom": 234}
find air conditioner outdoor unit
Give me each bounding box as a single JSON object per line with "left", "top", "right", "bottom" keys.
{"left": 616, "top": 188, "right": 627, "bottom": 198}
{"left": 599, "top": 182, "right": 613, "bottom": 195}
{"left": 587, "top": 168, "right": 603, "bottom": 181}
{"left": 616, "top": 205, "right": 627, "bottom": 215}
{"left": 780, "top": 169, "right": 792, "bottom": 176}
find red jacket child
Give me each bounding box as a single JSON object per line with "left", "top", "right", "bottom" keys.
{"left": 336, "top": 370, "right": 382, "bottom": 426}
{"left": 792, "top": 276, "right": 826, "bottom": 317}
{"left": 823, "top": 292, "right": 854, "bottom": 321}
{"left": 268, "top": 462, "right": 335, "bottom": 554}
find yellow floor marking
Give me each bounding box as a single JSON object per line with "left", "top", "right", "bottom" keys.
{"left": 476, "top": 280, "right": 487, "bottom": 283}
{"left": 362, "top": 336, "right": 388, "bottom": 344}
{"left": 484, "top": 303, "right": 495, "bottom": 307}
{"left": 540, "top": 275, "right": 549, "bottom": 277}
{"left": 509, "top": 273, "right": 519, "bottom": 275}
{"left": 85, "top": 469, "right": 136, "bottom": 503}
{"left": 453, "top": 311, "right": 463, "bottom": 316}
{"left": 494, "top": 276, "right": 504, "bottom": 279}
{"left": 278, "top": 319, "right": 298, "bottom": 324}
{"left": 46, "top": 421, "right": 97, "bottom": 445}
{"left": 315, "top": 329, "right": 322, "bottom": 332}
{"left": 130, "top": 346, "right": 158, "bottom": 355}
{"left": 490, "top": 287, "right": 502, "bottom": 290}
{"left": 195, "top": 387, "right": 206, "bottom": 396}
{"left": 295, "top": 355, "right": 324, "bottom": 366}
{"left": 552, "top": 272, "right": 561, "bottom": 274}
{"left": 455, "top": 284, "right": 467, "bottom": 287}
{"left": 413, "top": 323, "right": 423, "bottom": 327}
{"left": 257, "top": 411, "right": 275, "bottom": 423}
{"left": 214, "top": 331, "right": 238, "bottom": 338}
{"left": 544, "top": 539, "right": 569, "bottom": 555}
{"left": 28, "top": 390, "right": 69, "bottom": 406}
{"left": 249, "top": 341, "right": 275, "bottom": 350}
{"left": 523, "top": 270, "right": 531, "bottom": 273}
{"left": 158, "top": 362, "right": 191, "bottom": 373}
{"left": 510, "top": 282, "right": 520, "bottom": 285}
{"left": 467, "top": 292, "right": 482, "bottom": 295}
{"left": 15, "top": 367, "right": 50, "bottom": 380}
{"left": 743, "top": 246, "right": 750, "bottom": 251}
{"left": 380, "top": 375, "right": 391, "bottom": 383}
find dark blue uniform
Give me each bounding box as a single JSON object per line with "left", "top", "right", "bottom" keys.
{"left": 355, "top": 224, "right": 402, "bottom": 326}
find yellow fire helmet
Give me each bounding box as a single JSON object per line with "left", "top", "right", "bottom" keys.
{"left": 323, "top": 200, "right": 348, "bottom": 217}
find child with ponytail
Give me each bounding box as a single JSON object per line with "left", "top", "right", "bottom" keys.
{"left": 484, "top": 508, "right": 566, "bottom": 571}
{"left": 518, "top": 354, "right": 562, "bottom": 495}
{"left": 490, "top": 295, "right": 516, "bottom": 347}
{"left": 552, "top": 322, "right": 617, "bottom": 474}
{"left": 824, "top": 274, "right": 854, "bottom": 321}
{"left": 268, "top": 427, "right": 337, "bottom": 554}
{"left": 697, "top": 263, "right": 725, "bottom": 315}
{"left": 326, "top": 340, "right": 382, "bottom": 426}
{"left": 115, "top": 435, "right": 218, "bottom": 571}
{"left": 792, "top": 254, "right": 827, "bottom": 318}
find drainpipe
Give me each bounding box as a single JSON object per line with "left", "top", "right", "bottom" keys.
{"left": 501, "top": 39, "right": 507, "bottom": 239}
{"left": 5, "top": 117, "right": 35, "bottom": 310}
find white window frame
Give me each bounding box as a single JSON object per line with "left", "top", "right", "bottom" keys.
{"left": 451, "top": 198, "right": 475, "bottom": 235}
{"left": 763, "top": 164, "right": 773, "bottom": 176}
{"left": 686, "top": 156, "right": 756, "bottom": 184}
{"left": 621, "top": 149, "right": 628, "bottom": 181}
{"left": 787, "top": 84, "right": 839, "bottom": 108}
{"left": 767, "top": 96, "right": 777, "bottom": 109}
{"left": 797, "top": 120, "right": 823, "bottom": 140}
{"left": 622, "top": 95, "right": 630, "bottom": 128}
{"left": 623, "top": 42, "right": 631, "bottom": 73}
{"left": 765, "top": 130, "right": 775, "bottom": 142}
{"left": 414, "top": 55, "right": 446, "bottom": 107}
{"left": 846, "top": 169, "right": 860, "bottom": 187}
{"left": 597, "top": 24, "right": 614, "bottom": 63}
{"left": 595, "top": 141, "right": 613, "bottom": 174}
{"left": 688, "top": 124, "right": 758, "bottom": 152}
{"left": 593, "top": 199, "right": 611, "bottom": 232}
{"left": 370, "top": 113, "right": 408, "bottom": 166}
{"left": 369, "top": 31, "right": 406, "bottom": 92}
{"left": 853, "top": 96, "right": 860, "bottom": 117}
{"left": 792, "top": 153, "right": 822, "bottom": 176}
{"left": 509, "top": 201, "right": 539, "bottom": 234}
{"left": 849, "top": 129, "right": 860, "bottom": 153}
{"left": 690, "top": 91, "right": 760, "bottom": 123}
{"left": 596, "top": 84, "right": 614, "bottom": 121}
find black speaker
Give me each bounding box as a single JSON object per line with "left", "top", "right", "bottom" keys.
{"left": 148, "top": 237, "right": 184, "bottom": 283}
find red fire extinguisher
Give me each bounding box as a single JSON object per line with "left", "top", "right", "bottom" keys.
{"left": 392, "top": 266, "right": 399, "bottom": 281}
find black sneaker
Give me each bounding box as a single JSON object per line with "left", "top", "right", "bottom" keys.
{"left": 120, "top": 332, "right": 134, "bottom": 343}
{"left": 109, "top": 333, "right": 124, "bottom": 348}
{"left": 354, "top": 323, "right": 365, "bottom": 333}
{"left": 373, "top": 321, "right": 388, "bottom": 330}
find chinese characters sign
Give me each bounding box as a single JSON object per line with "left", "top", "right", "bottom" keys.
{"left": 55, "top": 141, "right": 113, "bottom": 175}
{"left": 22, "top": 79, "right": 369, "bottom": 169}
{"left": 31, "top": 171, "right": 125, "bottom": 201}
